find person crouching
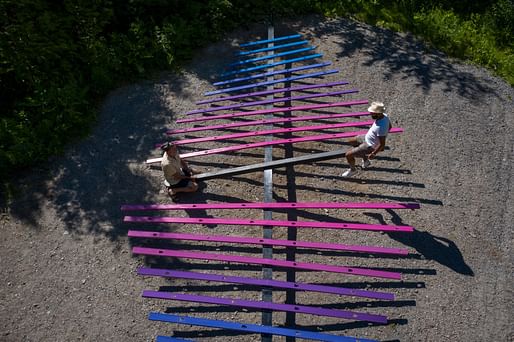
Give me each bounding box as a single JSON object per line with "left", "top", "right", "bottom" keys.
{"left": 160, "top": 141, "right": 198, "bottom": 200}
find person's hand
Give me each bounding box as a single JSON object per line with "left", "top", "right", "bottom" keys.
{"left": 368, "top": 152, "right": 376, "bottom": 160}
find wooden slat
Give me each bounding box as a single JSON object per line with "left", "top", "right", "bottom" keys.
{"left": 145, "top": 128, "right": 403, "bottom": 163}
{"left": 143, "top": 291, "right": 387, "bottom": 323}
{"left": 219, "top": 54, "right": 323, "bottom": 78}
{"left": 133, "top": 247, "right": 401, "bottom": 280}
{"left": 128, "top": 230, "right": 408, "bottom": 255}
{"left": 196, "top": 81, "right": 349, "bottom": 105}
{"left": 167, "top": 120, "right": 373, "bottom": 146}
{"left": 124, "top": 215, "right": 414, "bottom": 233}
{"left": 150, "top": 313, "right": 377, "bottom": 342}
{"left": 167, "top": 111, "right": 370, "bottom": 135}
{"left": 206, "top": 68, "right": 337, "bottom": 96}
{"left": 177, "top": 99, "right": 368, "bottom": 124}
{"left": 138, "top": 268, "right": 395, "bottom": 300}
{"left": 187, "top": 88, "right": 358, "bottom": 115}
{"left": 121, "top": 201, "right": 421, "bottom": 211}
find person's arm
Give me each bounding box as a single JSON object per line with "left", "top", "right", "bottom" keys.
{"left": 171, "top": 170, "right": 193, "bottom": 181}
{"left": 369, "top": 136, "right": 386, "bottom": 159}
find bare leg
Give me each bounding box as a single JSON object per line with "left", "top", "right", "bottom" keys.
{"left": 345, "top": 150, "right": 357, "bottom": 171}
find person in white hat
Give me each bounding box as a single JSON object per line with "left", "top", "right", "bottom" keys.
{"left": 161, "top": 141, "right": 198, "bottom": 200}
{"left": 341, "top": 101, "right": 392, "bottom": 177}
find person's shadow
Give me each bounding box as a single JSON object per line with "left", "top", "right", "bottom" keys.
{"left": 366, "top": 209, "right": 474, "bottom": 276}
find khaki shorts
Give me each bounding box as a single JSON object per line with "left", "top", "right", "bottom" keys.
{"left": 349, "top": 135, "right": 373, "bottom": 158}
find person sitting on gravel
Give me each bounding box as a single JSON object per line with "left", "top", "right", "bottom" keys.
{"left": 341, "top": 101, "right": 392, "bottom": 178}
{"left": 161, "top": 141, "right": 198, "bottom": 200}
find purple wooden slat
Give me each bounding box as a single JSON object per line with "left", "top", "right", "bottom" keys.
{"left": 121, "top": 201, "right": 421, "bottom": 211}
{"left": 123, "top": 215, "right": 413, "bottom": 232}
{"left": 196, "top": 81, "right": 349, "bottom": 105}
{"left": 165, "top": 120, "right": 373, "bottom": 146}
{"left": 212, "top": 62, "right": 331, "bottom": 87}
{"left": 187, "top": 89, "right": 359, "bottom": 115}
{"left": 137, "top": 267, "right": 395, "bottom": 300}
{"left": 177, "top": 99, "right": 369, "bottom": 124}
{"left": 133, "top": 247, "right": 401, "bottom": 280}
{"left": 167, "top": 111, "right": 371, "bottom": 135}
{"left": 142, "top": 290, "right": 388, "bottom": 324}
{"left": 128, "top": 230, "right": 408, "bottom": 255}
{"left": 205, "top": 68, "right": 337, "bottom": 96}
{"left": 145, "top": 127, "right": 404, "bottom": 163}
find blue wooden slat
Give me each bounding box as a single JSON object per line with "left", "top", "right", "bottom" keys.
{"left": 149, "top": 313, "right": 378, "bottom": 342}
{"left": 239, "top": 34, "right": 302, "bottom": 47}
{"left": 237, "top": 40, "right": 308, "bottom": 56}
{"left": 156, "top": 337, "right": 193, "bottom": 342}
{"left": 205, "top": 69, "right": 338, "bottom": 96}
{"left": 229, "top": 46, "right": 316, "bottom": 67}
{"left": 213, "top": 62, "right": 331, "bottom": 86}
{"left": 220, "top": 53, "right": 323, "bottom": 77}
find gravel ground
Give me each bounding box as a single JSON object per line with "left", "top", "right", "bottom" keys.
{"left": 1, "top": 15, "right": 513, "bottom": 342}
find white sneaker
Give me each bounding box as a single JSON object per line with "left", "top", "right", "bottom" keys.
{"left": 361, "top": 159, "right": 371, "bottom": 169}
{"left": 341, "top": 168, "right": 358, "bottom": 177}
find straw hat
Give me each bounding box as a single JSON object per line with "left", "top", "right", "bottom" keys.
{"left": 367, "top": 102, "right": 385, "bottom": 114}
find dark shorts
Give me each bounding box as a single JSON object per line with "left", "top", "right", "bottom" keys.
{"left": 167, "top": 169, "right": 192, "bottom": 189}
{"left": 169, "top": 179, "right": 191, "bottom": 189}
{"left": 349, "top": 135, "right": 373, "bottom": 158}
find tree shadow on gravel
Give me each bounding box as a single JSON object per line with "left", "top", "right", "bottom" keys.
{"left": 368, "top": 210, "right": 474, "bottom": 276}
{"left": 315, "top": 18, "right": 499, "bottom": 101}
{"left": 7, "top": 76, "right": 198, "bottom": 241}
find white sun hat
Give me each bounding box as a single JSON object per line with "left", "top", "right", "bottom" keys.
{"left": 367, "top": 102, "right": 385, "bottom": 113}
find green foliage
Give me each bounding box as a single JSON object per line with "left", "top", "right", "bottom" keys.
{"left": 1, "top": 0, "right": 513, "bottom": 184}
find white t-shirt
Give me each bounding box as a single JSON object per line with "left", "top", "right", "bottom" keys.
{"left": 161, "top": 152, "right": 184, "bottom": 186}
{"left": 365, "top": 114, "right": 390, "bottom": 148}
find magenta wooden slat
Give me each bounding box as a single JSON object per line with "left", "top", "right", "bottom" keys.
{"left": 176, "top": 99, "right": 369, "bottom": 124}
{"left": 128, "top": 230, "right": 408, "bottom": 255}
{"left": 132, "top": 247, "right": 402, "bottom": 280}
{"left": 196, "top": 81, "right": 349, "bottom": 105}
{"left": 146, "top": 128, "right": 404, "bottom": 163}
{"left": 123, "top": 215, "right": 413, "bottom": 232}
{"left": 121, "top": 201, "right": 421, "bottom": 211}
{"left": 187, "top": 89, "right": 359, "bottom": 115}
{"left": 142, "top": 290, "right": 388, "bottom": 324}
{"left": 167, "top": 111, "right": 371, "bottom": 135}
{"left": 137, "top": 268, "right": 395, "bottom": 300}
{"left": 165, "top": 120, "right": 373, "bottom": 146}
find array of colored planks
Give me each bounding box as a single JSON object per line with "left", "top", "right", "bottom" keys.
{"left": 128, "top": 33, "right": 415, "bottom": 341}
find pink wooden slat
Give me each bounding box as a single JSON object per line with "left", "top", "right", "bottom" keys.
{"left": 121, "top": 201, "right": 421, "bottom": 211}
{"left": 166, "top": 111, "right": 371, "bottom": 135}
{"left": 165, "top": 120, "right": 373, "bottom": 146}
{"left": 176, "top": 99, "right": 369, "bottom": 124}
{"left": 123, "top": 215, "right": 414, "bottom": 232}
{"left": 132, "top": 247, "right": 402, "bottom": 279}
{"left": 145, "top": 128, "right": 404, "bottom": 163}
{"left": 127, "top": 230, "right": 408, "bottom": 255}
